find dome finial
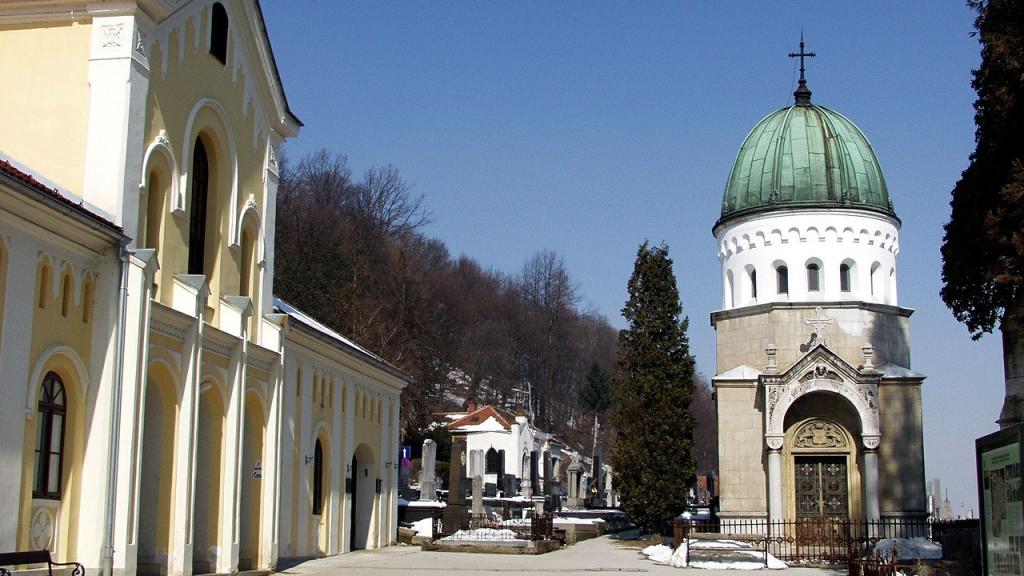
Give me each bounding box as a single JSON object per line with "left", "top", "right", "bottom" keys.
{"left": 788, "top": 31, "right": 815, "bottom": 106}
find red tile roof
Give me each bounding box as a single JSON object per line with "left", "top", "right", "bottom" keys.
{"left": 447, "top": 405, "right": 518, "bottom": 431}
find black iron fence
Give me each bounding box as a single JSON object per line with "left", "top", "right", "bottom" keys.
{"left": 676, "top": 517, "right": 938, "bottom": 566}
{"left": 432, "top": 512, "right": 555, "bottom": 542}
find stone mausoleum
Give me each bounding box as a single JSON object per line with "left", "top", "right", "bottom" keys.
{"left": 711, "top": 51, "right": 927, "bottom": 527}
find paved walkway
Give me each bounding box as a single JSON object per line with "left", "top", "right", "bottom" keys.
{"left": 278, "top": 535, "right": 845, "bottom": 576}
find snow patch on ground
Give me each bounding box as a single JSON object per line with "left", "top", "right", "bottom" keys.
{"left": 410, "top": 518, "right": 433, "bottom": 537}
{"left": 874, "top": 537, "right": 942, "bottom": 560}
{"left": 642, "top": 541, "right": 787, "bottom": 570}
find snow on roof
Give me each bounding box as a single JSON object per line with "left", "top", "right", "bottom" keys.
{"left": 876, "top": 363, "right": 926, "bottom": 379}
{"left": 273, "top": 297, "right": 413, "bottom": 384}
{"left": 447, "top": 405, "right": 515, "bottom": 432}
{"left": 0, "top": 152, "right": 121, "bottom": 231}
{"left": 713, "top": 365, "right": 763, "bottom": 381}
{"left": 454, "top": 415, "right": 506, "bottom": 433}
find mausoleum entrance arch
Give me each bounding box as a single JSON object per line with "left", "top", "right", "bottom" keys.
{"left": 762, "top": 344, "right": 881, "bottom": 522}
{"left": 350, "top": 443, "right": 375, "bottom": 550}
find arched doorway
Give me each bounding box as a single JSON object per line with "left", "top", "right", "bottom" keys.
{"left": 782, "top": 392, "right": 862, "bottom": 523}
{"left": 138, "top": 365, "right": 177, "bottom": 576}
{"left": 350, "top": 444, "right": 375, "bottom": 550}
{"left": 311, "top": 435, "right": 328, "bottom": 556}
{"left": 193, "top": 383, "right": 225, "bottom": 574}
{"left": 239, "top": 392, "right": 265, "bottom": 570}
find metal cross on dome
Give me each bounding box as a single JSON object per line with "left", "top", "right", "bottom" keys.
{"left": 788, "top": 32, "right": 816, "bottom": 106}
{"left": 788, "top": 33, "right": 816, "bottom": 81}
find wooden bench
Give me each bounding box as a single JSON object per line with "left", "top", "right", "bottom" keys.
{"left": 0, "top": 551, "right": 84, "bottom": 576}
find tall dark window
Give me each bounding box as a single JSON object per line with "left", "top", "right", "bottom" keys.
{"left": 777, "top": 266, "right": 789, "bottom": 295}
{"left": 807, "top": 263, "right": 821, "bottom": 292}
{"left": 750, "top": 269, "right": 757, "bottom": 300}
{"left": 34, "top": 373, "right": 66, "bottom": 499}
{"left": 188, "top": 139, "right": 210, "bottom": 275}
{"left": 312, "top": 439, "right": 324, "bottom": 515}
{"left": 840, "top": 263, "right": 852, "bottom": 292}
{"left": 210, "top": 3, "right": 229, "bottom": 65}
{"left": 485, "top": 448, "right": 502, "bottom": 475}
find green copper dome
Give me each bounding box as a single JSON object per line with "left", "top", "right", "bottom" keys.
{"left": 717, "top": 103, "right": 896, "bottom": 228}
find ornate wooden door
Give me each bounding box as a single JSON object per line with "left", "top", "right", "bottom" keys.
{"left": 794, "top": 456, "right": 849, "bottom": 548}
{"left": 796, "top": 456, "right": 848, "bottom": 517}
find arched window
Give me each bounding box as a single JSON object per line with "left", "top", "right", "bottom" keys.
{"left": 60, "top": 273, "right": 72, "bottom": 318}
{"left": 749, "top": 269, "right": 757, "bottom": 301}
{"left": 34, "top": 372, "right": 66, "bottom": 499}
{"left": 312, "top": 438, "right": 324, "bottom": 515}
{"left": 38, "top": 264, "right": 51, "bottom": 309}
{"left": 188, "top": 138, "right": 210, "bottom": 275}
{"left": 486, "top": 448, "right": 502, "bottom": 475}
{"left": 776, "top": 266, "right": 789, "bottom": 295}
{"left": 839, "top": 263, "right": 852, "bottom": 293}
{"left": 724, "top": 270, "right": 734, "bottom": 308}
{"left": 870, "top": 262, "right": 881, "bottom": 298}
{"left": 210, "top": 3, "right": 229, "bottom": 65}
{"left": 806, "top": 263, "right": 821, "bottom": 292}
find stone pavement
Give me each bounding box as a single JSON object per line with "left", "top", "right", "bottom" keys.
{"left": 277, "top": 534, "right": 846, "bottom": 576}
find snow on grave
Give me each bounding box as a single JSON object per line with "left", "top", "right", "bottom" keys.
{"left": 874, "top": 537, "right": 942, "bottom": 561}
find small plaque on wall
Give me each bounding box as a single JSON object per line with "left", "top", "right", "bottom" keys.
{"left": 375, "top": 479, "right": 383, "bottom": 494}
{"left": 345, "top": 478, "right": 353, "bottom": 494}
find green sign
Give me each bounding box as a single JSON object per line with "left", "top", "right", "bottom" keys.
{"left": 979, "top": 426, "right": 1024, "bottom": 576}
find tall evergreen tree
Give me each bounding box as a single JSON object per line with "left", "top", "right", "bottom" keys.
{"left": 941, "top": 0, "right": 1024, "bottom": 424}
{"left": 609, "top": 242, "right": 697, "bottom": 533}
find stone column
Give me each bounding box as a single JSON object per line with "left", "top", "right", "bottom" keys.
{"left": 419, "top": 439, "right": 437, "bottom": 501}
{"left": 863, "top": 441, "right": 880, "bottom": 523}
{"left": 766, "top": 437, "right": 784, "bottom": 523}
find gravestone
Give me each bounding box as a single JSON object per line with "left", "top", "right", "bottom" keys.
{"left": 567, "top": 454, "right": 584, "bottom": 509}
{"left": 419, "top": 439, "right": 437, "bottom": 502}
{"left": 470, "top": 449, "right": 485, "bottom": 519}
{"left": 442, "top": 435, "right": 467, "bottom": 535}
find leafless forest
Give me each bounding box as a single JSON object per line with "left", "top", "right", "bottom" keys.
{"left": 274, "top": 150, "right": 716, "bottom": 465}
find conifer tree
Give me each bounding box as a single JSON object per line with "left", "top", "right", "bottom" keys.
{"left": 609, "top": 242, "right": 697, "bottom": 533}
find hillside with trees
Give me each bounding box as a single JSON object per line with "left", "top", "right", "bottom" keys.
{"left": 274, "top": 149, "right": 718, "bottom": 462}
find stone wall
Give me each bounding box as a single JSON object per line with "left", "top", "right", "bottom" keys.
{"left": 712, "top": 302, "right": 912, "bottom": 374}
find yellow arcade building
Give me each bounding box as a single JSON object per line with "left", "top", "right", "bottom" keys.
{"left": 0, "top": 2, "right": 410, "bottom": 575}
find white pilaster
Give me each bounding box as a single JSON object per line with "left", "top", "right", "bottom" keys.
{"left": 82, "top": 12, "right": 150, "bottom": 237}
{"left": 169, "top": 274, "right": 208, "bottom": 576}
{"left": 113, "top": 249, "right": 158, "bottom": 576}
{"left": 328, "top": 376, "right": 342, "bottom": 555}
{"left": 767, "top": 445, "right": 783, "bottom": 523}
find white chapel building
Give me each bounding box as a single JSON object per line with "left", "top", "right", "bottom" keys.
{"left": 711, "top": 56, "right": 927, "bottom": 526}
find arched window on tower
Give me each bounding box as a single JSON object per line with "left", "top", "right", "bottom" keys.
{"left": 34, "top": 372, "right": 66, "bottom": 499}
{"left": 806, "top": 263, "right": 821, "bottom": 292}
{"left": 776, "top": 266, "right": 789, "bottom": 295}
{"left": 210, "top": 3, "right": 229, "bottom": 65}
{"left": 839, "top": 263, "right": 852, "bottom": 293}
{"left": 312, "top": 438, "right": 324, "bottom": 515}
{"left": 188, "top": 138, "right": 210, "bottom": 276}
{"left": 749, "top": 269, "right": 758, "bottom": 302}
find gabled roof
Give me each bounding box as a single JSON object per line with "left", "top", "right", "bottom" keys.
{"left": 447, "top": 405, "right": 517, "bottom": 432}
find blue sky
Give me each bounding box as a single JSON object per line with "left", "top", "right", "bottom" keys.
{"left": 261, "top": 1, "right": 1000, "bottom": 513}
